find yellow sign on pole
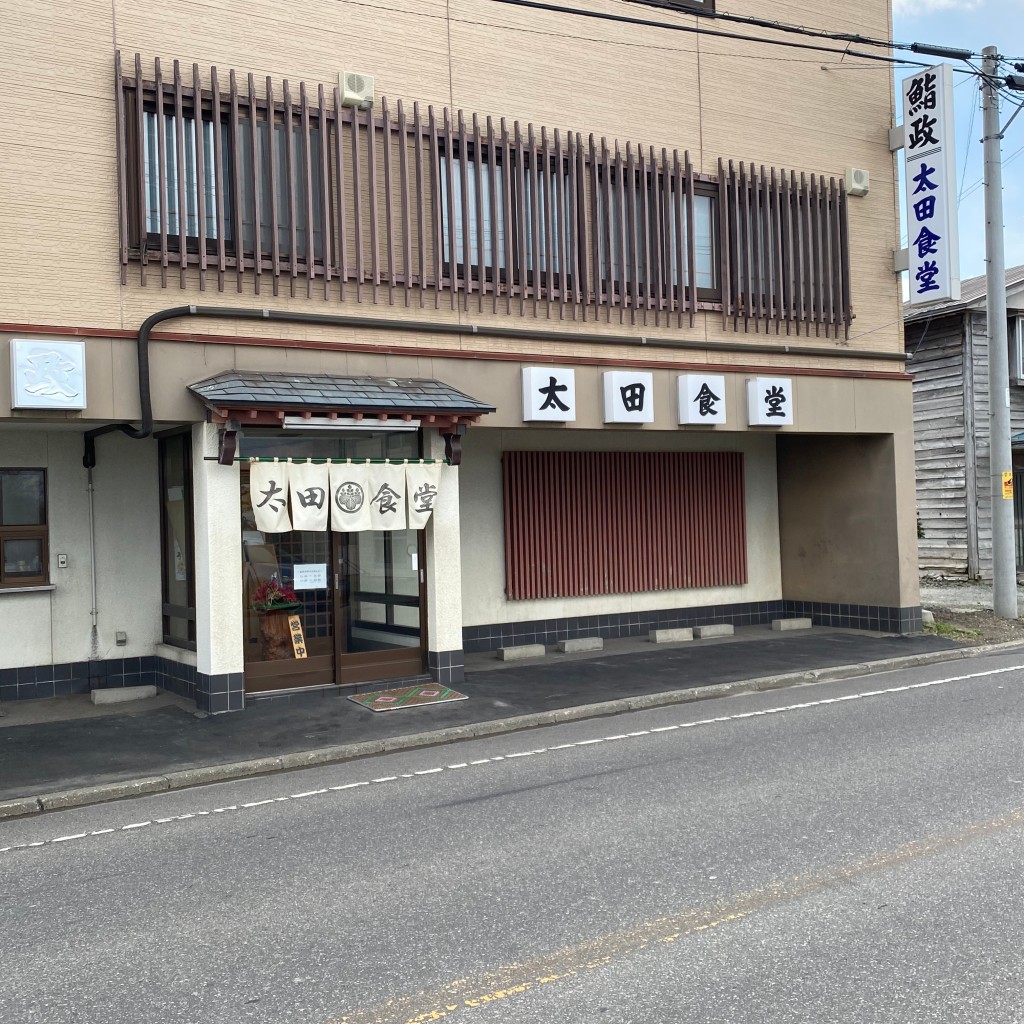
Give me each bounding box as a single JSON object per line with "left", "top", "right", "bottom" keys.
{"left": 1003, "top": 471, "right": 1014, "bottom": 501}
{"left": 288, "top": 614, "right": 308, "bottom": 659}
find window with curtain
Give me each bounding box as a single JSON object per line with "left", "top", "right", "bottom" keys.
{"left": 0, "top": 469, "right": 48, "bottom": 588}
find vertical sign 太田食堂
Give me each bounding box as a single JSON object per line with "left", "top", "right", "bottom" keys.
{"left": 902, "top": 63, "right": 960, "bottom": 305}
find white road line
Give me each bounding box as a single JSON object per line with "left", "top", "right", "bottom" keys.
{"left": 3, "top": 662, "right": 1020, "bottom": 858}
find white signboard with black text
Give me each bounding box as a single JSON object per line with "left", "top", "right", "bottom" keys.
{"left": 678, "top": 374, "right": 726, "bottom": 425}
{"left": 747, "top": 377, "right": 794, "bottom": 426}
{"left": 603, "top": 371, "right": 654, "bottom": 423}
{"left": 10, "top": 339, "right": 87, "bottom": 410}
{"left": 902, "top": 63, "right": 960, "bottom": 305}
{"left": 522, "top": 367, "right": 576, "bottom": 422}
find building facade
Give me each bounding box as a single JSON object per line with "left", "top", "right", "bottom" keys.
{"left": 1, "top": 0, "right": 920, "bottom": 712}
{"left": 905, "top": 266, "right": 1024, "bottom": 577}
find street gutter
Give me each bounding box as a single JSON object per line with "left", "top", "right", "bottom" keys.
{"left": 3, "top": 639, "right": 1022, "bottom": 821}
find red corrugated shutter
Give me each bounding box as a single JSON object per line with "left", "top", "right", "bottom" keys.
{"left": 503, "top": 451, "right": 747, "bottom": 600}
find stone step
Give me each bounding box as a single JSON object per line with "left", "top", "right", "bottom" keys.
{"left": 771, "top": 617, "right": 813, "bottom": 632}
{"left": 648, "top": 627, "right": 694, "bottom": 644}
{"left": 496, "top": 643, "right": 546, "bottom": 661}
{"left": 557, "top": 637, "right": 604, "bottom": 654}
{"left": 693, "top": 624, "right": 734, "bottom": 639}
{"left": 91, "top": 685, "right": 158, "bottom": 705}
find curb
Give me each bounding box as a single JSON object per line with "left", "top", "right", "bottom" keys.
{"left": 3, "top": 639, "right": 1022, "bottom": 821}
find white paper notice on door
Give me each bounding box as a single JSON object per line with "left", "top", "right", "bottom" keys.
{"left": 292, "top": 563, "right": 328, "bottom": 590}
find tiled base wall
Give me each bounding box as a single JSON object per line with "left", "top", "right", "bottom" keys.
{"left": 428, "top": 649, "right": 466, "bottom": 684}
{"left": 0, "top": 655, "right": 244, "bottom": 713}
{"left": 463, "top": 600, "right": 925, "bottom": 651}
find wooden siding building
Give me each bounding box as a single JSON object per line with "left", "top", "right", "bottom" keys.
{"left": 905, "top": 265, "right": 1024, "bottom": 577}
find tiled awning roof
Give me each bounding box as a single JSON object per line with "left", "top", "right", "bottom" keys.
{"left": 189, "top": 371, "right": 494, "bottom": 428}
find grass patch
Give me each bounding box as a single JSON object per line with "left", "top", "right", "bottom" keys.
{"left": 930, "top": 620, "right": 983, "bottom": 639}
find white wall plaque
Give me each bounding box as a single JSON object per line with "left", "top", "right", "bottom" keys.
{"left": 292, "top": 563, "right": 328, "bottom": 590}
{"left": 10, "top": 339, "right": 87, "bottom": 410}
{"left": 901, "top": 63, "right": 960, "bottom": 305}
{"left": 678, "top": 374, "right": 726, "bottom": 425}
{"left": 747, "top": 377, "right": 794, "bottom": 426}
{"left": 603, "top": 371, "right": 654, "bottom": 423}
{"left": 523, "top": 367, "right": 576, "bottom": 422}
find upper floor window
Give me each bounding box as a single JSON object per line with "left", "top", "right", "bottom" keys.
{"left": 0, "top": 469, "right": 48, "bottom": 588}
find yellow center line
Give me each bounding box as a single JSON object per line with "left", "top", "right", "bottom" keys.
{"left": 333, "top": 807, "right": 1024, "bottom": 1024}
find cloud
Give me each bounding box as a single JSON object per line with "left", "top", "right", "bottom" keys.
{"left": 892, "top": 0, "right": 981, "bottom": 13}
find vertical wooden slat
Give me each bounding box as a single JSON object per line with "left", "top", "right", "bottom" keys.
{"left": 652, "top": 146, "right": 666, "bottom": 324}
{"left": 381, "top": 97, "right": 396, "bottom": 304}
{"left": 230, "top": 70, "right": 246, "bottom": 292}
{"left": 838, "top": 179, "right": 852, "bottom": 339}
{"left": 282, "top": 79, "right": 297, "bottom": 296}
{"left": 567, "top": 130, "right": 580, "bottom": 317}
{"left": 318, "top": 85, "right": 332, "bottom": 300}
{"left": 763, "top": 166, "right": 775, "bottom": 333}
{"left": 486, "top": 116, "right": 500, "bottom": 314}
{"left": 334, "top": 90, "right": 348, "bottom": 300}
{"left": 528, "top": 123, "right": 541, "bottom": 318}
{"left": 455, "top": 110, "right": 470, "bottom": 310}
{"left": 473, "top": 113, "right": 485, "bottom": 313}
{"left": 810, "top": 173, "right": 822, "bottom": 336}
{"left": 672, "top": 151, "right": 685, "bottom": 327}
{"left": 192, "top": 65, "right": 208, "bottom": 289}
{"left": 441, "top": 107, "right": 458, "bottom": 307}
{"left": 248, "top": 73, "right": 262, "bottom": 296}
{"left": 266, "top": 77, "right": 281, "bottom": 296}
{"left": 514, "top": 119, "right": 528, "bottom": 315}
{"left": 397, "top": 99, "right": 411, "bottom": 306}
{"left": 717, "top": 158, "right": 729, "bottom": 330}
{"left": 588, "top": 134, "right": 600, "bottom": 321}
{"left": 823, "top": 175, "right": 836, "bottom": 335}
{"left": 739, "top": 162, "right": 752, "bottom": 333}
{"left": 366, "top": 105, "right": 380, "bottom": 302}
{"left": 541, "top": 126, "right": 555, "bottom": 318}
{"left": 555, "top": 129, "right": 567, "bottom": 320}
{"left": 646, "top": 147, "right": 660, "bottom": 324}
{"left": 154, "top": 58, "right": 169, "bottom": 287}
{"left": 300, "top": 83, "right": 315, "bottom": 298}
{"left": 500, "top": 117, "right": 515, "bottom": 314}
{"left": 661, "top": 147, "right": 673, "bottom": 320}
{"left": 135, "top": 55, "right": 148, "bottom": 286}
{"left": 638, "top": 145, "right": 652, "bottom": 325}
{"left": 799, "top": 172, "right": 812, "bottom": 336}
{"left": 114, "top": 51, "right": 128, "bottom": 285}
{"left": 173, "top": 61, "right": 188, "bottom": 288}
{"left": 750, "top": 164, "right": 763, "bottom": 333}
{"left": 351, "top": 102, "right": 364, "bottom": 301}
{"left": 428, "top": 105, "right": 441, "bottom": 307}
{"left": 770, "top": 165, "right": 786, "bottom": 331}
{"left": 413, "top": 102, "right": 426, "bottom": 306}
{"left": 211, "top": 67, "right": 227, "bottom": 292}
{"left": 613, "top": 142, "right": 627, "bottom": 325}
{"left": 625, "top": 141, "right": 638, "bottom": 324}
{"left": 783, "top": 169, "right": 795, "bottom": 334}
{"left": 684, "top": 151, "right": 697, "bottom": 330}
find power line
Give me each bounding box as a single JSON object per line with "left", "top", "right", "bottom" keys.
{"left": 483, "top": 0, "right": 940, "bottom": 68}
{"left": 617, "top": 0, "right": 983, "bottom": 60}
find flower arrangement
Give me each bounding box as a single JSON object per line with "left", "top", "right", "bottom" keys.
{"left": 250, "top": 578, "right": 301, "bottom": 613}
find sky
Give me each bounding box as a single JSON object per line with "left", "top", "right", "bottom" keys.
{"left": 893, "top": 0, "right": 1024, "bottom": 281}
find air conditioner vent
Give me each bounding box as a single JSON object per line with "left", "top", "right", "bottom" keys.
{"left": 845, "top": 166, "right": 870, "bottom": 197}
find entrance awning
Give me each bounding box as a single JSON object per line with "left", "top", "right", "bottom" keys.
{"left": 189, "top": 371, "right": 495, "bottom": 465}
{"left": 189, "top": 371, "right": 495, "bottom": 429}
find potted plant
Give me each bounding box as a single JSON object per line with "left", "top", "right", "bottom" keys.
{"left": 251, "top": 577, "right": 302, "bottom": 660}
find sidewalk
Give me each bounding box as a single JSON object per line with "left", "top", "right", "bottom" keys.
{"left": 0, "top": 625, "right": 1004, "bottom": 816}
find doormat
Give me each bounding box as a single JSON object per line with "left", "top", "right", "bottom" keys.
{"left": 348, "top": 684, "right": 468, "bottom": 713}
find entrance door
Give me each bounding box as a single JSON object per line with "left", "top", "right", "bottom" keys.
{"left": 335, "top": 528, "right": 427, "bottom": 684}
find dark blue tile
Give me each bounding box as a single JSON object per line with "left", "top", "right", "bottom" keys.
{"left": 17, "top": 666, "right": 37, "bottom": 685}
{"left": 0, "top": 684, "right": 16, "bottom": 703}
{"left": 23, "top": 680, "right": 54, "bottom": 700}
{"left": 0, "top": 668, "right": 16, "bottom": 687}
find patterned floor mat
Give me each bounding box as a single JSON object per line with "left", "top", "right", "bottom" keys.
{"left": 348, "top": 684, "right": 468, "bottom": 713}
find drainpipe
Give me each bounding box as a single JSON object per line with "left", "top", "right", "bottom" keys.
{"left": 82, "top": 304, "right": 909, "bottom": 468}
{"left": 87, "top": 466, "right": 99, "bottom": 657}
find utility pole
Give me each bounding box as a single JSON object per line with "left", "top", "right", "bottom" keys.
{"left": 981, "top": 45, "right": 1018, "bottom": 618}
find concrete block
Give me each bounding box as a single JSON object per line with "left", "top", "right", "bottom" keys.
{"left": 557, "top": 637, "right": 604, "bottom": 653}
{"left": 648, "top": 627, "right": 694, "bottom": 644}
{"left": 497, "top": 643, "right": 546, "bottom": 661}
{"left": 921, "top": 609, "right": 935, "bottom": 627}
{"left": 91, "top": 685, "right": 158, "bottom": 705}
{"left": 0, "top": 797, "right": 41, "bottom": 821}
{"left": 693, "top": 624, "right": 734, "bottom": 639}
{"left": 771, "top": 617, "right": 813, "bottom": 632}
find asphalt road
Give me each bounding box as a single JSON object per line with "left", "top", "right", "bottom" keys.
{"left": 4, "top": 651, "right": 1024, "bottom": 1023}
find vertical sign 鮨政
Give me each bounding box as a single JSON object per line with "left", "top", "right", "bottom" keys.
{"left": 902, "top": 64, "right": 960, "bottom": 305}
